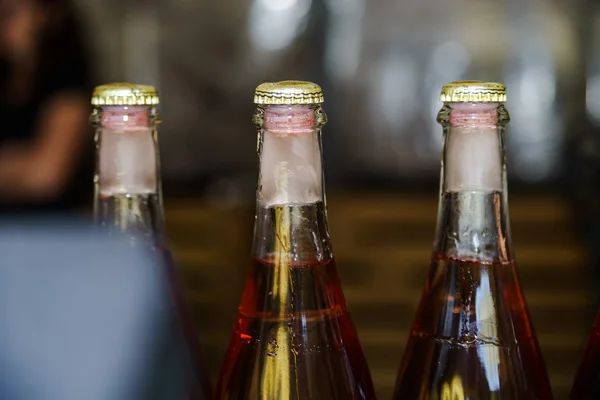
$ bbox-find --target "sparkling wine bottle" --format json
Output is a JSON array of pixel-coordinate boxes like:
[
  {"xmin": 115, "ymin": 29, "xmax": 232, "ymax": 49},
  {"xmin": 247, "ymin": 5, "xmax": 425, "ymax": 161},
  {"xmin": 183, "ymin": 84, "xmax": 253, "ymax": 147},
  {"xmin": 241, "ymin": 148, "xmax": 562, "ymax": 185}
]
[
  {"xmin": 571, "ymin": 312, "xmax": 600, "ymax": 399},
  {"xmin": 90, "ymin": 83, "xmax": 212, "ymax": 399},
  {"xmin": 216, "ymin": 81, "xmax": 376, "ymax": 399},
  {"xmin": 393, "ymin": 81, "xmax": 553, "ymax": 399}
]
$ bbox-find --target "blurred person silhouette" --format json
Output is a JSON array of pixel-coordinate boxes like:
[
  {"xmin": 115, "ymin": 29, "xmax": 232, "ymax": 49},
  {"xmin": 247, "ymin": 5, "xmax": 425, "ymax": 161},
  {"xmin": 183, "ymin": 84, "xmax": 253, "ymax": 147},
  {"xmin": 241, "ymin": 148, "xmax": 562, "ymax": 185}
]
[
  {"xmin": 0, "ymin": 0, "xmax": 92, "ymax": 215},
  {"xmin": 0, "ymin": 219, "xmax": 193, "ymax": 400}
]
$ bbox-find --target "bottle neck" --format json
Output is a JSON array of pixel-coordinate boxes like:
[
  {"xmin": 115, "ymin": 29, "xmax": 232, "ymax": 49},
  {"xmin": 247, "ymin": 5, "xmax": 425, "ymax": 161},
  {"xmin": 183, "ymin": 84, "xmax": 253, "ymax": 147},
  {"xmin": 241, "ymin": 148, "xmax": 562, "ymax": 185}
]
[
  {"xmin": 92, "ymin": 105, "xmax": 166, "ymax": 245},
  {"xmin": 434, "ymin": 103, "xmax": 512, "ymax": 263},
  {"xmin": 252, "ymin": 104, "xmax": 331, "ymax": 264}
]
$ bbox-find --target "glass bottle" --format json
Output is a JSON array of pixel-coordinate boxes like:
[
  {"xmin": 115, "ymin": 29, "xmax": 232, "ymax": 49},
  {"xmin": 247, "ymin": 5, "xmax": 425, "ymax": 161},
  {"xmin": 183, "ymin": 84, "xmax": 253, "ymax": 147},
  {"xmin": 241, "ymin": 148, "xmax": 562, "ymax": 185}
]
[
  {"xmin": 571, "ymin": 312, "xmax": 600, "ymax": 399},
  {"xmin": 392, "ymin": 81, "xmax": 553, "ymax": 399},
  {"xmin": 216, "ymin": 81, "xmax": 376, "ymax": 399},
  {"xmin": 90, "ymin": 83, "xmax": 212, "ymax": 399}
]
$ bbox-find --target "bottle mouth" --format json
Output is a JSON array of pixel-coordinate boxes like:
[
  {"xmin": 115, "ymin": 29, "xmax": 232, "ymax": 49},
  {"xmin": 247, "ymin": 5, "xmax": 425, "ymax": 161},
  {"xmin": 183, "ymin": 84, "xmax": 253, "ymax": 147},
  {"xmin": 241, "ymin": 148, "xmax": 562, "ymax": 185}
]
[
  {"xmin": 448, "ymin": 103, "xmax": 500, "ymax": 127},
  {"xmin": 100, "ymin": 106, "xmax": 151, "ymax": 130},
  {"xmin": 262, "ymin": 105, "xmax": 318, "ymax": 134}
]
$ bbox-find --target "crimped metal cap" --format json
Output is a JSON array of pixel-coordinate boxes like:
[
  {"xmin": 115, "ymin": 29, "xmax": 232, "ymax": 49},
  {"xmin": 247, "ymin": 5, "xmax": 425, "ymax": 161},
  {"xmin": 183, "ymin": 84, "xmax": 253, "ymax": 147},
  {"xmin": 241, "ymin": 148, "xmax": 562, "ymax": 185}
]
[
  {"xmin": 254, "ymin": 80, "xmax": 324, "ymax": 105},
  {"xmin": 440, "ymin": 80, "xmax": 507, "ymax": 103},
  {"xmin": 91, "ymin": 83, "xmax": 159, "ymax": 106}
]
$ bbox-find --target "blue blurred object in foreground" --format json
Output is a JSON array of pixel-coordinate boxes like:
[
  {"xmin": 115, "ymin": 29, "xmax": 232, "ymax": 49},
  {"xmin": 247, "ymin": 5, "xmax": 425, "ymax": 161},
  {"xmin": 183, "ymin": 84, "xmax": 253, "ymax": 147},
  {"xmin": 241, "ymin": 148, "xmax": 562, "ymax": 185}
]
[{"xmin": 0, "ymin": 218, "xmax": 189, "ymax": 400}]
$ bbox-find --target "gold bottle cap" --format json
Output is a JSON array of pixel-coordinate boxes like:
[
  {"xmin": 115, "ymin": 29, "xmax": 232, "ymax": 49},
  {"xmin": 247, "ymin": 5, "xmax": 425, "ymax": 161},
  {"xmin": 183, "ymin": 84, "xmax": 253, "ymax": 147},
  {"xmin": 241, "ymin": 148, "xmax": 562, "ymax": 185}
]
[
  {"xmin": 254, "ymin": 80, "xmax": 324, "ymax": 105},
  {"xmin": 440, "ymin": 80, "xmax": 507, "ymax": 103},
  {"xmin": 91, "ymin": 83, "xmax": 159, "ymax": 106}
]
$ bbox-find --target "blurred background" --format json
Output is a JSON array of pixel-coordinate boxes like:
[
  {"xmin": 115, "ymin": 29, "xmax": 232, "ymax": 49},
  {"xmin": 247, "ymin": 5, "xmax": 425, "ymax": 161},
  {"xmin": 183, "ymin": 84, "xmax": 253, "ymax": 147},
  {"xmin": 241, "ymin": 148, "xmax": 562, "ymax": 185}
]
[{"xmin": 2, "ymin": 0, "xmax": 600, "ymax": 398}]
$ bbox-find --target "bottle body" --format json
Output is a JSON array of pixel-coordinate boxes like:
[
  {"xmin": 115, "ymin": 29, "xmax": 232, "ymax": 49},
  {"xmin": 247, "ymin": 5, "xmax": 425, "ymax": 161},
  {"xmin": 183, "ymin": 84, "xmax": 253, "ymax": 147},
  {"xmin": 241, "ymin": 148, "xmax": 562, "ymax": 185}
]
[
  {"xmin": 218, "ymin": 205, "xmax": 374, "ymax": 399},
  {"xmin": 217, "ymin": 86, "xmax": 375, "ymax": 399},
  {"xmin": 571, "ymin": 312, "xmax": 600, "ymax": 399},
  {"xmin": 393, "ymin": 89, "xmax": 552, "ymax": 399},
  {"xmin": 396, "ymin": 253, "xmax": 550, "ymax": 398},
  {"xmin": 90, "ymin": 84, "xmax": 212, "ymax": 399}
]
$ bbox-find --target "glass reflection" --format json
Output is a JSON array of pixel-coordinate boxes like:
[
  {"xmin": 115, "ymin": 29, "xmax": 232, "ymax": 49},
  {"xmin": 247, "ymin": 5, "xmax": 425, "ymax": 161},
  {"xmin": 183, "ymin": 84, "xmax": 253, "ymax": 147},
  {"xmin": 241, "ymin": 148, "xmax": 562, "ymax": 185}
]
[
  {"xmin": 323, "ymin": 0, "xmax": 365, "ymax": 83},
  {"xmin": 475, "ymin": 270, "xmax": 500, "ymax": 392}
]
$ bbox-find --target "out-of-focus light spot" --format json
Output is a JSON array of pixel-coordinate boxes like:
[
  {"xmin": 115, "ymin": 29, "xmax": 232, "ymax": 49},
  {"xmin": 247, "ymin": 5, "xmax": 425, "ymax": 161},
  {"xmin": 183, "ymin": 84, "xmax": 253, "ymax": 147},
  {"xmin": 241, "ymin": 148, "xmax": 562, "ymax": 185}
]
[
  {"xmin": 261, "ymin": 0, "xmax": 297, "ymax": 11},
  {"xmin": 375, "ymin": 52, "xmax": 418, "ymax": 130},
  {"xmin": 426, "ymin": 42, "xmax": 471, "ymax": 154},
  {"xmin": 123, "ymin": 115, "xmax": 129, "ymax": 122},
  {"xmin": 505, "ymin": 62, "xmax": 559, "ymax": 182},
  {"xmin": 248, "ymin": 0, "xmax": 312, "ymax": 53},
  {"xmin": 586, "ymin": 75, "xmax": 600, "ymax": 125},
  {"xmin": 324, "ymin": 0, "xmax": 365, "ymax": 82},
  {"xmin": 502, "ymin": 20, "xmax": 562, "ymax": 183},
  {"xmin": 513, "ymin": 66, "xmax": 555, "ymax": 111}
]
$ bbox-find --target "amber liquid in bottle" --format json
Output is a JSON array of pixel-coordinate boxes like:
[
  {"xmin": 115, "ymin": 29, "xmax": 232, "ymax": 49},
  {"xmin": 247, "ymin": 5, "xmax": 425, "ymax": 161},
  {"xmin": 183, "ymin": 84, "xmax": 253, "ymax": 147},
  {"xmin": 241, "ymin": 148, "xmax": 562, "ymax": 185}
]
[
  {"xmin": 571, "ymin": 312, "xmax": 600, "ymax": 399},
  {"xmin": 393, "ymin": 94, "xmax": 552, "ymax": 399},
  {"xmin": 91, "ymin": 94, "xmax": 212, "ymax": 399},
  {"xmin": 216, "ymin": 91, "xmax": 375, "ymax": 399}
]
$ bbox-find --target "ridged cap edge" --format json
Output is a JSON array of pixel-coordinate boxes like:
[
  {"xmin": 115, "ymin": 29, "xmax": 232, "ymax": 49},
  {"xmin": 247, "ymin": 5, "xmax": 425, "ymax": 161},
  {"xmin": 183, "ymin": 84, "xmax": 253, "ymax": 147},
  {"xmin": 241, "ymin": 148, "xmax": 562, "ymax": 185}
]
[
  {"xmin": 254, "ymin": 80, "xmax": 324, "ymax": 105},
  {"xmin": 91, "ymin": 83, "xmax": 159, "ymax": 106},
  {"xmin": 440, "ymin": 80, "xmax": 507, "ymax": 103}
]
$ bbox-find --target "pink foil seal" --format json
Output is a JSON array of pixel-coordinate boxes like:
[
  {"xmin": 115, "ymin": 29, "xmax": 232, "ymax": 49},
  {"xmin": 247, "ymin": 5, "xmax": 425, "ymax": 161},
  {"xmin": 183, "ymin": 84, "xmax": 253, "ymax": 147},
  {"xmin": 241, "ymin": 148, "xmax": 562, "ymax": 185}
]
[
  {"xmin": 444, "ymin": 102, "xmax": 503, "ymax": 192},
  {"xmin": 449, "ymin": 103, "xmax": 499, "ymax": 127},
  {"xmin": 98, "ymin": 105, "xmax": 156, "ymax": 194},
  {"xmin": 263, "ymin": 105, "xmax": 316, "ymax": 134}
]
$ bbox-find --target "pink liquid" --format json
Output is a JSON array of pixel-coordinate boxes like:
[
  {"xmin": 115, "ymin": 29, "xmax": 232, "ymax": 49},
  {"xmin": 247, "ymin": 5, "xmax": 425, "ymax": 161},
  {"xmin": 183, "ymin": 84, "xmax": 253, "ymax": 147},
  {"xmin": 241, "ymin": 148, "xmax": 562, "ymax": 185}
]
[
  {"xmin": 217, "ymin": 258, "xmax": 375, "ymax": 399},
  {"xmin": 394, "ymin": 254, "xmax": 552, "ymax": 399}
]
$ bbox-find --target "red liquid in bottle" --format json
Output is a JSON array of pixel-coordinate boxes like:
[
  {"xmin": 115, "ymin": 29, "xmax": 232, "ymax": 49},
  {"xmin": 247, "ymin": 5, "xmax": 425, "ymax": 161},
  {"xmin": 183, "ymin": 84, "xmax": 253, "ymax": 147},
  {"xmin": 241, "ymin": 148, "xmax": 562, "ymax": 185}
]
[
  {"xmin": 217, "ymin": 257, "xmax": 375, "ymax": 399},
  {"xmin": 394, "ymin": 254, "xmax": 552, "ymax": 399},
  {"xmin": 571, "ymin": 312, "xmax": 600, "ymax": 399}
]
